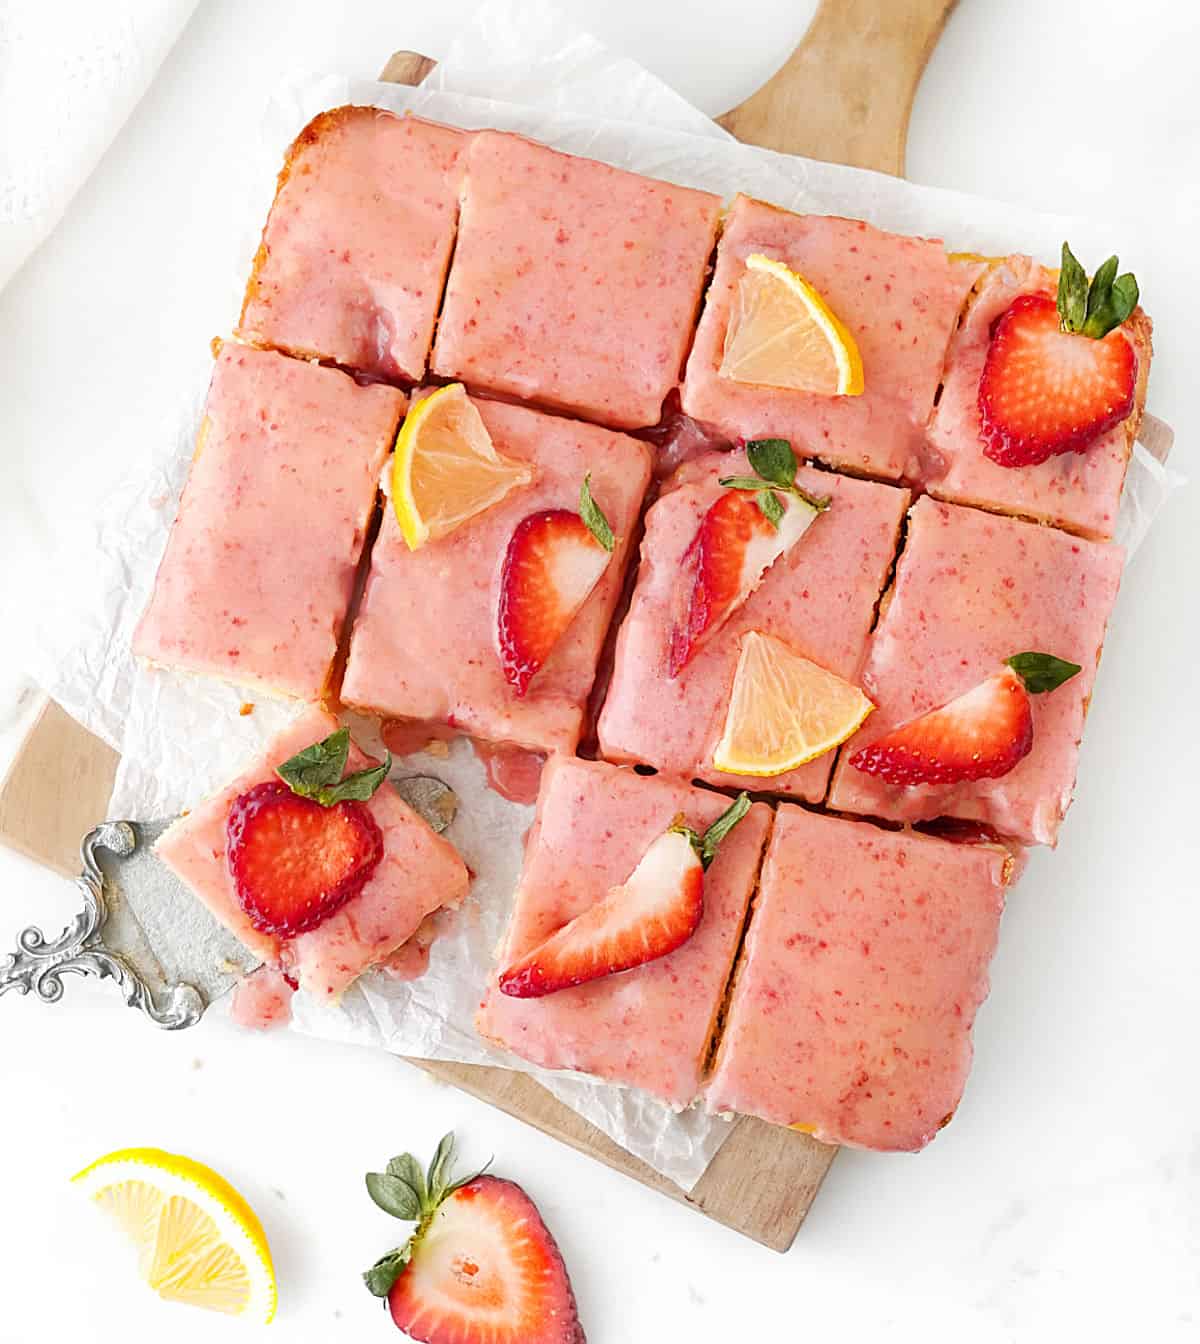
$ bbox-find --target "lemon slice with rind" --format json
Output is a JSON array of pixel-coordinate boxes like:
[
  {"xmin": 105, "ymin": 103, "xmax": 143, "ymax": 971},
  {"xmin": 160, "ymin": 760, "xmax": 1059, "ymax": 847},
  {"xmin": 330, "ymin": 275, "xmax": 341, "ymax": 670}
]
[
  {"xmin": 720, "ymin": 253, "xmax": 865, "ymax": 396},
  {"xmin": 72, "ymin": 1147, "xmax": 277, "ymax": 1323},
  {"xmin": 713, "ymin": 631, "xmax": 874, "ymax": 777},
  {"xmin": 392, "ymin": 383, "xmax": 532, "ymax": 549}
]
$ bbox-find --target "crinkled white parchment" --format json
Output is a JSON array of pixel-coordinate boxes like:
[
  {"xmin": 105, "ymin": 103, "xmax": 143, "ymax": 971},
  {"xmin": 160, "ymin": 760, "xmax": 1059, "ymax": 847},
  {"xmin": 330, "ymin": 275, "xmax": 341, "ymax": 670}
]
[{"xmin": 24, "ymin": 0, "xmax": 1184, "ymax": 1192}]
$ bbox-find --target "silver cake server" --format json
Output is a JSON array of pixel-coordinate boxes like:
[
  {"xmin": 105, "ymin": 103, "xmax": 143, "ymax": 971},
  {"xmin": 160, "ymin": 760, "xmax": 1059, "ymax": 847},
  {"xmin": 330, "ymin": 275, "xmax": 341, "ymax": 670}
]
[{"xmin": 0, "ymin": 776, "xmax": 458, "ymax": 1029}]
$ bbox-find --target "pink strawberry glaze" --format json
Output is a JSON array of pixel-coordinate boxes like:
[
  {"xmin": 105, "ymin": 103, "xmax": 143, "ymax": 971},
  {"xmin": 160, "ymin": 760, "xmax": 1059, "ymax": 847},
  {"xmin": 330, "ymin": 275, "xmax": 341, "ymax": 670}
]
[
  {"xmin": 432, "ymin": 131, "xmax": 722, "ymax": 430},
  {"xmin": 155, "ymin": 708, "xmax": 469, "ymax": 1000},
  {"xmin": 133, "ymin": 345, "xmax": 404, "ymax": 701},
  {"xmin": 342, "ymin": 396, "xmax": 651, "ymax": 755},
  {"xmin": 229, "ymin": 965, "xmax": 295, "ymax": 1031},
  {"xmin": 681, "ymin": 195, "xmax": 984, "ymax": 480},
  {"xmin": 926, "ymin": 256, "xmax": 1151, "ymax": 541},
  {"xmin": 238, "ymin": 109, "xmax": 467, "ymax": 383},
  {"xmin": 471, "ymin": 740, "xmax": 546, "ymax": 806},
  {"xmin": 476, "ymin": 756, "xmax": 772, "ymax": 1107},
  {"xmin": 706, "ymin": 805, "xmax": 1014, "ymax": 1151},
  {"xmin": 597, "ymin": 449, "xmax": 909, "ymax": 801},
  {"xmin": 827, "ymin": 497, "xmax": 1125, "ymax": 846}
]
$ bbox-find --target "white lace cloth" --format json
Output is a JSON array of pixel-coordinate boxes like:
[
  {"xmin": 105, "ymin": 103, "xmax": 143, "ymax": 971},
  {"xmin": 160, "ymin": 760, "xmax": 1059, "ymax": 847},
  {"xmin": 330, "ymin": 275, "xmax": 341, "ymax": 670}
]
[{"xmin": 0, "ymin": 0, "xmax": 198, "ymax": 294}]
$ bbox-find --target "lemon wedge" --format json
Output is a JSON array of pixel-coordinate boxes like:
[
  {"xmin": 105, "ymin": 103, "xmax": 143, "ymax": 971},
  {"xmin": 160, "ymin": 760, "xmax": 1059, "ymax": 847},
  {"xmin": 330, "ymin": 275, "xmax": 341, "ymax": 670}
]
[
  {"xmin": 72, "ymin": 1147, "xmax": 277, "ymax": 1323},
  {"xmin": 392, "ymin": 383, "xmax": 532, "ymax": 549},
  {"xmin": 713, "ymin": 631, "xmax": 874, "ymax": 777},
  {"xmin": 720, "ymin": 253, "xmax": 864, "ymax": 397}
]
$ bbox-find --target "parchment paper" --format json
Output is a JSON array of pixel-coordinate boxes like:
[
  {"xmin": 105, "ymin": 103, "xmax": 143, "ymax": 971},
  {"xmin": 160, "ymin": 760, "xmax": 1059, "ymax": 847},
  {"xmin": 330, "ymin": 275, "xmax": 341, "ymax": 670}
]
[{"xmin": 23, "ymin": 0, "xmax": 1184, "ymax": 1192}]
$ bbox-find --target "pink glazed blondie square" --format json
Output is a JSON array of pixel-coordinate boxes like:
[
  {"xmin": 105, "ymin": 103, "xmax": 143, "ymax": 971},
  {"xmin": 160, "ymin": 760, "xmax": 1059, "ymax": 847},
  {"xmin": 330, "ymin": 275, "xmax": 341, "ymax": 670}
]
[
  {"xmin": 238, "ymin": 108, "xmax": 467, "ymax": 383},
  {"xmin": 134, "ymin": 344, "xmax": 404, "ymax": 701},
  {"xmin": 926, "ymin": 255, "xmax": 1153, "ymax": 540},
  {"xmin": 828, "ymin": 496, "xmax": 1125, "ymax": 846},
  {"xmin": 155, "ymin": 708, "xmax": 470, "ymax": 1001},
  {"xmin": 705, "ymin": 805, "xmax": 1013, "ymax": 1151},
  {"xmin": 431, "ymin": 131, "xmax": 722, "ymax": 429},
  {"xmin": 597, "ymin": 448, "xmax": 909, "ymax": 801},
  {"xmin": 341, "ymin": 395, "xmax": 652, "ymax": 754},
  {"xmin": 681, "ymin": 195, "xmax": 985, "ymax": 480},
  {"xmin": 476, "ymin": 756, "xmax": 773, "ymax": 1106}
]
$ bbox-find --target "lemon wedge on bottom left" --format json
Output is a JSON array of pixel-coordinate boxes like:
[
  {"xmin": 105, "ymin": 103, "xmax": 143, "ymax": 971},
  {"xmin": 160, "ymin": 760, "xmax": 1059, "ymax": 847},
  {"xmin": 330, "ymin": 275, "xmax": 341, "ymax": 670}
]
[{"xmin": 72, "ymin": 1147, "xmax": 277, "ymax": 1323}]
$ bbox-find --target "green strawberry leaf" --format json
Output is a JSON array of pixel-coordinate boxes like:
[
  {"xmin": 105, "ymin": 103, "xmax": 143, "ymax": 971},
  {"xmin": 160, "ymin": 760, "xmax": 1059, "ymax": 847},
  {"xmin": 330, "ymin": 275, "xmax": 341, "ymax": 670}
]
[
  {"xmin": 580, "ymin": 473, "xmax": 615, "ymax": 553},
  {"xmin": 363, "ymin": 1244, "xmax": 412, "ymax": 1298},
  {"xmin": 794, "ymin": 486, "xmax": 833, "ymax": 513},
  {"xmin": 316, "ymin": 755, "xmax": 392, "ymax": 806},
  {"xmin": 365, "ymin": 1172, "xmax": 423, "ymax": 1221},
  {"xmin": 718, "ymin": 475, "xmax": 769, "ymax": 492},
  {"xmin": 755, "ymin": 488, "xmax": 785, "ymax": 530},
  {"xmin": 1110, "ymin": 272, "xmax": 1139, "ymax": 326},
  {"xmin": 1004, "ymin": 651, "xmax": 1082, "ymax": 695},
  {"xmin": 277, "ymin": 727, "xmax": 350, "ymax": 796},
  {"xmin": 426, "ymin": 1133, "xmax": 457, "ymax": 1204},
  {"xmin": 746, "ymin": 438, "xmax": 796, "ymax": 488},
  {"xmin": 386, "ymin": 1153, "xmax": 427, "ymax": 1207},
  {"xmin": 1057, "ymin": 242, "xmax": 1088, "ymax": 332},
  {"xmin": 699, "ymin": 792, "xmax": 751, "ymax": 870}
]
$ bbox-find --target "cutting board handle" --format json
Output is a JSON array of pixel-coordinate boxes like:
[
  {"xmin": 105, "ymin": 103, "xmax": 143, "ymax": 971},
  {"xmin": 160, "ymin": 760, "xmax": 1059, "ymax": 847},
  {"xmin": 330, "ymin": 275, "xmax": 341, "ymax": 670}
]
[{"xmin": 381, "ymin": 0, "xmax": 957, "ymax": 176}]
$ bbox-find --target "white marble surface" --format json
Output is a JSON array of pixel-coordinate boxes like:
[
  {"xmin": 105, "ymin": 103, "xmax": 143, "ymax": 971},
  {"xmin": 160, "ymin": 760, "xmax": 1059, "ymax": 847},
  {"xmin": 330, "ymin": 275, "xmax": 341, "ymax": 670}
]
[{"xmin": 1, "ymin": 1, "xmax": 1198, "ymax": 1341}]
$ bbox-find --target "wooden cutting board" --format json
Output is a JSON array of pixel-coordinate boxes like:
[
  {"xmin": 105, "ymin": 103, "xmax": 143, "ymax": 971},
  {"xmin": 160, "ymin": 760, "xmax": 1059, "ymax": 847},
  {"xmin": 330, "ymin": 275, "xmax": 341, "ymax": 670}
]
[{"xmin": 0, "ymin": 0, "xmax": 959, "ymax": 1251}]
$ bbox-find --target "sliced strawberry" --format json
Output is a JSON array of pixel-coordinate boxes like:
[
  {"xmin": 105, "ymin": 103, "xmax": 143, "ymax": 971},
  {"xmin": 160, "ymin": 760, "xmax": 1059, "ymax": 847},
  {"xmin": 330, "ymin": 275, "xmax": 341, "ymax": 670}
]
[
  {"xmin": 498, "ymin": 827, "xmax": 704, "ymax": 998},
  {"xmin": 669, "ymin": 489, "xmax": 818, "ymax": 676},
  {"xmin": 226, "ymin": 781, "xmax": 383, "ymax": 936},
  {"xmin": 848, "ymin": 666, "xmax": 1034, "ymax": 786},
  {"xmin": 978, "ymin": 293, "xmax": 1137, "ymax": 468},
  {"xmin": 497, "ymin": 510, "xmax": 610, "ymax": 696},
  {"xmin": 387, "ymin": 1175, "xmax": 583, "ymax": 1344}
]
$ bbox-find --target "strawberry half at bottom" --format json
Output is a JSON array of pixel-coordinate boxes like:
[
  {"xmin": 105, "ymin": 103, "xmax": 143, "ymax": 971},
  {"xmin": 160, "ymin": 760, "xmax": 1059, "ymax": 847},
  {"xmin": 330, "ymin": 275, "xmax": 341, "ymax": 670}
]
[
  {"xmin": 364, "ymin": 1134, "xmax": 584, "ymax": 1344},
  {"xmin": 226, "ymin": 781, "xmax": 383, "ymax": 936},
  {"xmin": 848, "ymin": 653, "xmax": 1082, "ymax": 787},
  {"xmin": 497, "ymin": 510, "xmax": 611, "ymax": 697},
  {"xmin": 978, "ymin": 293, "xmax": 1137, "ymax": 468},
  {"xmin": 498, "ymin": 793, "xmax": 750, "ymax": 998}
]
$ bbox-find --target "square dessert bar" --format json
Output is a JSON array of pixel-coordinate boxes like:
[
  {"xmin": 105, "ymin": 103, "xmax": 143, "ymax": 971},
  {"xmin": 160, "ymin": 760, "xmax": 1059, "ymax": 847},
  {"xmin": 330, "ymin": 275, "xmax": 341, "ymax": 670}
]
[
  {"xmin": 597, "ymin": 448, "xmax": 910, "ymax": 801},
  {"xmin": 342, "ymin": 395, "xmax": 652, "ymax": 755},
  {"xmin": 475, "ymin": 756, "xmax": 773, "ymax": 1107},
  {"xmin": 431, "ymin": 130, "xmax": 722, "ymax": 430},
  {"xmin": 238, "ymin": 108, "xmax": 466, "ymax": 383},
  {"xmin": 705, "ymin": 805, "xmax": 1013, "ymax": 1151},
  {"xmin": 927, "ymin": 255, "xmax": 1153, "ymax": 540},
  {"xmin": 681, "ymin": 194, "xmax": 985, "ymax": 480},
  {"xmin": 155, "ymin": 707, "xmax": 470, "ymax": 1001},
  {"xmin": 828, "ymin": 496, "xmax": 1125, "ymax": 846},
  {"xmin": 134, "ymin": 344, "xmax": 404, "ymax": 701}
]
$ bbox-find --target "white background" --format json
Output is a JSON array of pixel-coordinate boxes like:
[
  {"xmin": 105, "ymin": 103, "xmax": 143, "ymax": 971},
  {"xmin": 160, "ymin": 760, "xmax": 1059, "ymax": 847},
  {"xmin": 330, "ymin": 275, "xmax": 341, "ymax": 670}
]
[{"xmin": 2, "ymin": 1, "xmax": 1198, "ymax": 1341}]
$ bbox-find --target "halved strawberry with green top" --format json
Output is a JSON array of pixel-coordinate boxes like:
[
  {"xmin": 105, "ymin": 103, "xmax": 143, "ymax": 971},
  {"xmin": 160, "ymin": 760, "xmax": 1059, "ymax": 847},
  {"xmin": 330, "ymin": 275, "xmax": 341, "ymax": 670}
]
[
  {"xmin": 497, "ymin": 476, "xmax": 615, "ymax": 697},
  {"xmin": 226, "ymin": 726, "xmax": 391, "ymax": 937},
  {"xmin": 363, "ymin": 1134, "xmax": 585, "ymax": 1344},
  {"xmin": 979, "ymin": 243, "xmax": 1139, "ymax": 468},
  {"xmin": 848, "ymin": 652, "xmax": 1080, "ymax": 786},
  {"xmin": 669, "ymin": 438, "xmax": 828, "ymax": 676},
  {"xmin": 498, "ymin": 794, "xmax": 750, "ymax": 998}
]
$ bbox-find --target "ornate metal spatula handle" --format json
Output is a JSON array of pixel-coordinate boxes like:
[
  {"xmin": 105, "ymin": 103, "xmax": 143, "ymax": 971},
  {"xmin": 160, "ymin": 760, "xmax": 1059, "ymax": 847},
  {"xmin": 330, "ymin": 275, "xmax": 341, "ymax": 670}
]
[{"xmin": 0, "ymin": 821, "xmax": 204, "ymax": 1029}]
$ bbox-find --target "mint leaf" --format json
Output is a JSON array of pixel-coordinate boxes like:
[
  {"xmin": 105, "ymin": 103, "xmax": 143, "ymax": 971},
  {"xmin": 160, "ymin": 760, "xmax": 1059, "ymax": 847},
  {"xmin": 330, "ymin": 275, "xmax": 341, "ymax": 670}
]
[
  {"xmin": 700, "ymin": 792, "xmax": 750, "ymax": 869},
  {"xmin": 1004, "ymin": 651, "xmax": 1082, "ymax": 695},
  {"xmin": 316, "ymin": 754, "xmax": 392, "ymax": 806},
  {"xmin": 386, "ymin": 1153, "xmax": 427, "ymax": 1207},
  {"xmin": 579, "ymin": 474, "xmax": 615, "ymax": 553},
  {"xmin": 366, "ymin": 1172, "xmax": 423, "ymax": 1221},
  {"xmin": 363, "ymin": 1245, "xmax": 411, "ymax": 1298},
  {"xmin": 1057, "ymin": 242, "xmax": 1088, "ymax": 332},
  {"xmin": 277, "ymin": 727, "xmax": 350, "ymax": 796},
  {"xmin": 718, "ymin": 475, "xmax": 769, "ymax": 492},
  {"xmin": 746, "ymin": 438, "xmax": 796, "ymax": 489},
  {"xmin": 755, "ymin": 489, "xmax": 784, "ymax": 529}
]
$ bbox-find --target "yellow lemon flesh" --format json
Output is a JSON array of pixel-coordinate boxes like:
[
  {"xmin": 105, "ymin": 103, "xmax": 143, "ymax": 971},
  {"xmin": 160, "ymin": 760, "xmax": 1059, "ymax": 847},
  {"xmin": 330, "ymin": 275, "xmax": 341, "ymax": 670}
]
[
  {"xmin": 72, "ymin": 1147, "xmax": 277, "ymax": 1323},
  {"xmin": 392, "ymin": 383, "xmax": 532, "ymax": 550},
  {"xmin": 713, "ymin": 631, "xmax": 874, "ymax": 777},
  {"xmin": 719, "ymin": 253, "xmax": 865, "ymax": 397}
]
